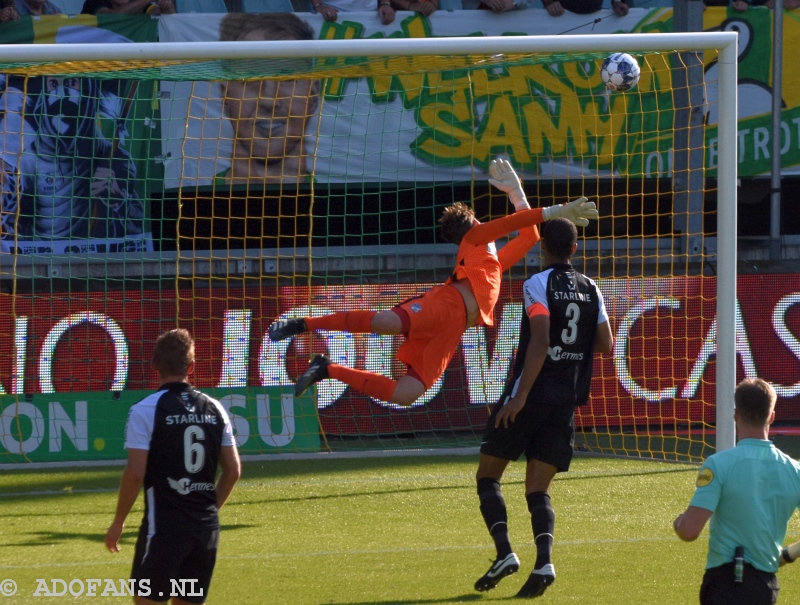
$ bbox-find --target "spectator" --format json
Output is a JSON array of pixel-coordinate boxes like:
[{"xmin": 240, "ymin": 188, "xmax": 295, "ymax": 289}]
[
  {"xmin": 389, "ymin": 0, "xmax": 438, "ymax": 16},
  {"xmin": 732, "ymin": 0, "xmax": 767, "ymax": 9},
  {"xmin": 0, "ymin": 0, "xmax": 19, "ymax": 22},
  {"xmin": 541, "ymin": 0, "xmax": 630, "ymax": 17},
  {"xmin": 476, "ymin": 0, "xmax": 528, "ymax": 10},
  {"xmin": 81, "ymin": 0, "xmax": 176, "ymax": 15},
  {"xmin": 311, "ymin": 0, "xmax": 395, "ymax": 25},
  {"xmin": 736, "ymin": 0, "xmax": 800, "ymax": 10},
  {"xmin": 14, "ymin": 0, "xmax": 62, "ymax": 15}
]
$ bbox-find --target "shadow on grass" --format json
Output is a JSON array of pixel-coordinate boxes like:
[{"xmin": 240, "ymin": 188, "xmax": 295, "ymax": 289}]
[
  {"xmin": 1, "ymin": 456, "xmax": 699, "ymax": 509},
  {"xmin": 0, "ymin": 510, "xmax": 112, "ymax": 519},
  {"xmin": 3, "ymin": 524, "xmax": 256, "ymax": 548},
  {"xmin": 229, "ymin": 465, "xmax": 696, "ymax": 508},
  {"xmin": 558, "ymin": 466, "xmax": 696, "ymax": 482},
  {"xmin": 326, "ymin": 595, "xmax": 482, "ymax": 605},
  {"xmin": 237, "ymin": 452, "xmax": 704, "ymax": 485},
  {"xmin": 0, "ymin": 473, "xmax": 123, "ymax": 496},
  {"xmin": 229, "ymin": 481, "xmax": 472, "ymax": 507},
  {"xmin": 0, "ymin": 452, "xmax": 473, "ymax": 498},
  {"xmin": 241, "ymin": 454, "xmax": 479, "ymax": 481}
]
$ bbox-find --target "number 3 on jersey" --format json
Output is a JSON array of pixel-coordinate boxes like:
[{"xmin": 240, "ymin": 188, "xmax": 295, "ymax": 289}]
[
  {"xmin": 184, "ymin": 425, "xmax": 206, "ymax": 473},
  {"xmin": 561, "ymin": 302, "xmax": 580, "ymax": 345}
]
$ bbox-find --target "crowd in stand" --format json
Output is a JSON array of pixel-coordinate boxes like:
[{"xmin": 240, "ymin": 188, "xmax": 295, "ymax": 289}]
[
  {"xmin": 2, "ymin": 0, "xmax": 796, "ymax": 25},
  {"xmin": 0, "ymin": 0, "xmax": 177, "ymax": 20}
]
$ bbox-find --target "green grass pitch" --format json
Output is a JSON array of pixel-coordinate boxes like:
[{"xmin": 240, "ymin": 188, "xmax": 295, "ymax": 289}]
[{"xmin": 1, "ymin": 455, "xmax": 799, "ymax": 604}]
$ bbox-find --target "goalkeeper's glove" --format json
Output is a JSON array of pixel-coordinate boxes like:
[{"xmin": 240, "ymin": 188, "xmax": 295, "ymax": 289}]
[
  {"xmin": 542, "ymin": 197, "xmax": 599, "ymax": 227},
  {"xmin": 488, "ymin": 158, "xmax": 529, "ymax": 211}
]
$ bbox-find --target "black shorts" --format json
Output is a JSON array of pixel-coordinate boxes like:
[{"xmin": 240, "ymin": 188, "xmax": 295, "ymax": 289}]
[
  {"xmin": 480, "ymin": 397, "xmax": 575, "ymax": 472},
  {"xmin": 699, "ymin": 561, "xmax": 778, "ymax": 605},
  {"xmin": 131, "ymin": 526, "xmax": 220, "ymax": 604}
]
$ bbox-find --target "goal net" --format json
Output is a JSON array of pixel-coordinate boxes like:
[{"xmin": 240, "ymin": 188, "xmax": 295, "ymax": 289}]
[{"xmin": 0, "ymin": 12, "xmax": 738, "ymax": 464}]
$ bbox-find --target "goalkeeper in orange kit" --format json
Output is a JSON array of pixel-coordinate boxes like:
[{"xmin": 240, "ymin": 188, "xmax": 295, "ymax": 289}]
[{"xmin": 268, "ymin": 159, "xmax": 599, "ymax": 406}]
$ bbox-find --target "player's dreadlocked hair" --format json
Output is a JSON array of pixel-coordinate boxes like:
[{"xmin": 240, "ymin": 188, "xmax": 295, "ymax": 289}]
[{"xmin": 439, "ymin": 202, "xmax": 476, "ymax": 245}]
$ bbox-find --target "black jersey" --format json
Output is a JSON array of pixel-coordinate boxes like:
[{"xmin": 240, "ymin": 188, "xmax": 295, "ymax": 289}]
[
  {"xmin": 508, "ymin": 263, "xmax": 609, "ymax": 407},
  {"xmin": 124, "ymin": 382, "xmax": 234, "ymax": 535}
]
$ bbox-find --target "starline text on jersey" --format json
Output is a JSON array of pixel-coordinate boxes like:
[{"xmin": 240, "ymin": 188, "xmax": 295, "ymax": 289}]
[
  {"xmin": 552, "ymin": 291, "xmax": 592, "ymax": 301},
  {"xmin": 165, "ymin": 413, "xmax": 218, "ymax": 425}
]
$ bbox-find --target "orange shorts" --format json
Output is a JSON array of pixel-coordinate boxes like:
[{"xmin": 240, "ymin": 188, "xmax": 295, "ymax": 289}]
[{"xmin": 395, "ymin": 284, "xmax": 467, "ymax": 390}]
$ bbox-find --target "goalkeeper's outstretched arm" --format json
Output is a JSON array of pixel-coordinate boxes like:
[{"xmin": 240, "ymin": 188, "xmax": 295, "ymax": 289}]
[
  {"xmin": 464, "ymin": 199, "xmax": 599, "ymax": 248},
  {"xmin": 487, "ymin": 157, "xmax": 599, "ymax": 226},
  {"xmin": 477, "ymin": 156, "xmax": 601, "ymax": 268}
]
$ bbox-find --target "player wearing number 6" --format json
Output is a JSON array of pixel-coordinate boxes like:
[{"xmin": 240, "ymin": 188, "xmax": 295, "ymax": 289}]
[
  {"xmin": 474, "ymin": 218, "xmax": 613, "ymax": 598},
  {"xmin": 104, "ymin": 329, "xmax": 241, "ymax": 605}
]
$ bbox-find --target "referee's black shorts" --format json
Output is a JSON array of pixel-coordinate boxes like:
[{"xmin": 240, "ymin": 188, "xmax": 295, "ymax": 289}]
[
  {"xmin": 480, "ymin": 397, "xmax": 575, "ymax": 472},
  {"xmin": 131, "ymin": 525, "xmax": 220, "ymax": 604},
  {"xmin": 699, "ymin": 561, "xmax": 778, "ymax": 605}
]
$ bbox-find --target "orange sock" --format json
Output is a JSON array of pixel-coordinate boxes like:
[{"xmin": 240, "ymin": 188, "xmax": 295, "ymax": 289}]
[
  {"xmin": 305, "ymin": 311, "xmax": 376, "ymax": 333},
  {"xmin": 328, "ymin": 364, "xmax": 397, "ymax": 403}
]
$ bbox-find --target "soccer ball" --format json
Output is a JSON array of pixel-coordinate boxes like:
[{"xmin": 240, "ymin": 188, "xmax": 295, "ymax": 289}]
[{"xmin": 600, "ymin": 53, "xmax": 640, "ymax": 92}]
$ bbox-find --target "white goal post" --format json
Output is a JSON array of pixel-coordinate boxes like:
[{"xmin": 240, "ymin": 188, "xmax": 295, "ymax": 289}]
[{"xmin": 2, "ymin": 30, "xmax": 739, "ymax": 453}]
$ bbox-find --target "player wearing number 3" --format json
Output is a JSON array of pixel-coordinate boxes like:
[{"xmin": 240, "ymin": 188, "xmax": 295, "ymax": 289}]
[
  {"xmin": 104, "ymin": 329, "xmax": 241, "ymax": 605},
  {"xmin": 473, "ymin": 217, "xmax": 614, "ymax": 598},
  {"xmin": 268, "ymin": 159, "xmax": 599, "ymax": 407}
]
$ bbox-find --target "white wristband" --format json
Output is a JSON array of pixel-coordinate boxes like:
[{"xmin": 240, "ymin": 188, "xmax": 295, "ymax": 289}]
[
  {"xmin": 508, "ymin": 189, "xmax": 529, "ymax": 211},
  {"xmin": 542, "ymin": 205, "xmax": 560, "ymax": 221}
]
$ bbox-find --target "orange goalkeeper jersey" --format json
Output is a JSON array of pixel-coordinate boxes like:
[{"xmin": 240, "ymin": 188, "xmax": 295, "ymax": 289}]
[{"xmin": 446, "ymin": 207, "xmax": 544, "ymax": 327}]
